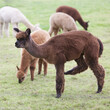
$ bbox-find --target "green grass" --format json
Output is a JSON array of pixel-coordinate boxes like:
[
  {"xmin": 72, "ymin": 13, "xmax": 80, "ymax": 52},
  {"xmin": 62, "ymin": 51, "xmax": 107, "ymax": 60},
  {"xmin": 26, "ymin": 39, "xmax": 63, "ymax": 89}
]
[{"xmin": 0, "ymin": 0, "xmax": 110, "ymax": 110}]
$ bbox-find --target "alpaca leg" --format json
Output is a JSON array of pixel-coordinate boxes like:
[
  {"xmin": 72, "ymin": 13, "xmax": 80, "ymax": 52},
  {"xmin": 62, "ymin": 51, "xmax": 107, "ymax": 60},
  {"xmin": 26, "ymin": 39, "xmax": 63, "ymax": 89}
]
[
  {"xmin": 38, "ymin": 58, "xmax": 43, "ymax": 75},
  {"xmin": 65, "ymin": 54, "xmax": 88, "ymax": 75},
  {"xmin": 30, "ymin": 59, "xmax": 37, "ymax": 81},
  {"xmin": 85, "ymin": 54, "xmax": 105, "ymax": 93},
  {"xmin": 63, "ymin": 27, "xmax": 68, "ymax": 33},
  {"xmin": 4, "ymin": 22, "xmax": 9, "ymax": 37},
  {"xmin": 42, "ymin": 60, "xmax": 48, "ymax": 76},
  {"xmin": 55, "ymin": 63, "xmax": 65, "ymax": 98},
  {"xmin": 0, "ymin": 23, "xmax": 3, "ymax": 38},
  {"xmin": 48, "ymin": 27, "xmax": 53, "ymax": 36},
  {"xmin": 12, "ymin": 23, "xmax": 18, "ymax": 37},
  {"xmin": 54, "ymin": 28, "xmax": 59, "ymax": 35}
]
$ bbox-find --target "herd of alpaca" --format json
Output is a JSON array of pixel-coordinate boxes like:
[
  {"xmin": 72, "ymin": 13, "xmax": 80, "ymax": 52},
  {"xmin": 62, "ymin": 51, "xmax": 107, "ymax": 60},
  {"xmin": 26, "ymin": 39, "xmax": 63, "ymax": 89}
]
[
  {"xmin": 0, "ymin": 6, "xmax": 40, "ymax": 37},
  {"xmin": 0, "ymin": 5, "xmax": 105, "ymax": 98}
]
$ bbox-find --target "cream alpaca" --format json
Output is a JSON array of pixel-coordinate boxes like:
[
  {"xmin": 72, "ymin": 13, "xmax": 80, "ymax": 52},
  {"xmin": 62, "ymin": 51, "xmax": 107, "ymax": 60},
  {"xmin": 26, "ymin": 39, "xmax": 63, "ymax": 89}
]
[{"xmin": 0, "ymin": 6, "xmax": 40, "ymax": 37}]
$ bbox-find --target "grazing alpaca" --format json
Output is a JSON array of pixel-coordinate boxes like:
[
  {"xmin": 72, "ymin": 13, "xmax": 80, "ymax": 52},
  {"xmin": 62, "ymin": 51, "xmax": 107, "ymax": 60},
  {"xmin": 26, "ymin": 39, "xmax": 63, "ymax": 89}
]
[
  {"xmin": 56, "ymin": 5, "xmax": 89, "ymax": 30},
  {"xmin": 14, "ymin": 28, "xmax": 105, "ymax": 98},
  {"xmin": 0, "ymin": 6, "xmax": 40, "ymax": 37},
  {"xmin": 16, "ymin": 30, "xmax": 50, "ymax": 83},
  {"xmin": 48, "ymin": 12, "xmax": 78, "ymax": 36}
]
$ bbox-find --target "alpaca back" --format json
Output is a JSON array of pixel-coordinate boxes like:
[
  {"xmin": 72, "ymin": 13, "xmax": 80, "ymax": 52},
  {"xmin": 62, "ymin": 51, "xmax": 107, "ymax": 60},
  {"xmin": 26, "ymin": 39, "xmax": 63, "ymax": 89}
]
[
  {"xmin": 31, "ymin": 30, "xmax": 50, "ymax": 44},
  {"xmin": 0, "ymin": 6, "xmax": 26, "ymax": 23},
  {"xmin": 56, "ymin": 6, "xmax": 82, "ymax": 22}
]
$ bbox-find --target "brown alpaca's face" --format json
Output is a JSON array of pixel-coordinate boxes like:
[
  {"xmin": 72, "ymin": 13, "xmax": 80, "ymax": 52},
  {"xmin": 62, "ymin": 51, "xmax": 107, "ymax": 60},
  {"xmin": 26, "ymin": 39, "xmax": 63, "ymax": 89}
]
[
  {"xmin": 17, "ymin": 71, "xmax": 26, "ymax": 83},
  {"xmin": 84, "ymin": 22, "xmax": 89, "ymax": 30},
  {"xmin": 16, "ymin": 66, "xmax": 26, "ymax": 83},
  {"xmin": 14, "ymin": 28, "xmax": 31, "ymax": 48},
  {"xmin": 15, "ymin": 37, "xmax": 27, "ymax": 48}
]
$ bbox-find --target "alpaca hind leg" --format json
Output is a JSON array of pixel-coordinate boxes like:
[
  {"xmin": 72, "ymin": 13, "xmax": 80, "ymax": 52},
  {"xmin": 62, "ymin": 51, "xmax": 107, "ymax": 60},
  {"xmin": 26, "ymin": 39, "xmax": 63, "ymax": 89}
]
[
  {"xmin": 38, "ymin": 58, "xmax": 43, "ymax": 75},
  {"xmin": 54, "ymin": 28, "xmax": 59, "ymax": 35},
  {"xmin": 0, "ymin": 23, "xmax": 3, "ymax": 38},
  {"xmin": 42, "ymin": 60, "xmax": 48, "ymax": 76},
  {"xmin": 4, "ymin": 22, "xmax": 9, "ymax": 37},
  {"xmin": 30, "ymin": 59, "xmax": 37, "ymax": 81},
  {"xmin": 85, "ymin": 55, "xmax": 105, "ymax": 93},
  {"xmin": 65, "ymin": 54, "xmax": 88, "ymax": 75},
  {"xmin": 63, "ymin": 27, "xmax": 68, "ymax": 33}
]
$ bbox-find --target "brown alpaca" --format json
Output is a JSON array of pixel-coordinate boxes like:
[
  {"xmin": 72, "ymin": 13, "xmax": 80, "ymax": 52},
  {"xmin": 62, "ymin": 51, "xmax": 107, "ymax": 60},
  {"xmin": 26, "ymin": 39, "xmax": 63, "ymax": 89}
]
[
  {"xmin": 16, "ymin": 30, "xmax": 50, "ymax": 83},
  {"xmin": 14, "ymin": 28, "xmax": 105, "ymax": 98},
  {"xmin": 56, "ymin": 5, "xmax": 89, "ymax": 30}
]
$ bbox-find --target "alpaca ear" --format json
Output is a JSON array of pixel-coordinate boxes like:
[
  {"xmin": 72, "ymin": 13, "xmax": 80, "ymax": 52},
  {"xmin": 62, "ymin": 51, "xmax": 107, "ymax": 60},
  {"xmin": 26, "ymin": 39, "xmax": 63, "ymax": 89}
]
[
  {"xmin": 14, "ymin": 28, "xmax": 20, "ymax": 32},
  {"xmin": 25, "ymin": 28, "xmax": 31, "ymax": 37},
  {"xmin": 16, "ymin": 66, "xmax": 20, "ymax": 70}
]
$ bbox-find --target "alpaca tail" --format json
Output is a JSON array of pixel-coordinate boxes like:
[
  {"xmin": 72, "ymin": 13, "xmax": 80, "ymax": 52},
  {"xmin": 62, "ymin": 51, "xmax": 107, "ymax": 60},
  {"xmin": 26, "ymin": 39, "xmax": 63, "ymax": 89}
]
[{"xmin": 97, "ymin": 38, "xmax": 103, "ymax": 57}]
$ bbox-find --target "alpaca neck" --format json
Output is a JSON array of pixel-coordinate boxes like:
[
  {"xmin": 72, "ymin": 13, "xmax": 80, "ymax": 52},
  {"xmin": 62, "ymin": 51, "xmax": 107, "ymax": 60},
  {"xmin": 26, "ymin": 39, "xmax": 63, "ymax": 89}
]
[
  {"xmin": 25, "ymin": 37, "xmax": 46, "ymax": 58},
  {"xmin": 77, "ymin": 17, "xmax": 85, "ymax": 27},
  {"xmin": 21, "ymin": 17, "xmax": 34, "ymax": 30}
]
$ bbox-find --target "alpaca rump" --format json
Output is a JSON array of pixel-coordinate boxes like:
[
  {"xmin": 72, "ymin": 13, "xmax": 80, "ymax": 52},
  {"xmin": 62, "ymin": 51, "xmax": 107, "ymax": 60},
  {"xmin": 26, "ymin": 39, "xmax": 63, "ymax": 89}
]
[
  {"xmin": 16, "ymin": 30, "xmax": 50, "ymax": 83},
  {"xmin": 56, "ymin": 5, "xmax": 89, "ymax": 30},
  {"xmin": 14, "ymin": 28, "xmax": 105, "ymax": 98},
  {"xmin": 48, "ymin": 12, "xmax": 78, "ymax": 36},
  {"xmin": 0, "ymin": 6, "xmax": 40, "ymax": 37}
]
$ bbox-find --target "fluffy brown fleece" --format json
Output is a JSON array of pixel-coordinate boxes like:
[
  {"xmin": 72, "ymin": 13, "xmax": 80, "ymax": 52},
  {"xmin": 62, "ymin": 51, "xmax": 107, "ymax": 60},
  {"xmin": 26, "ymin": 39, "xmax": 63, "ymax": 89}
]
[{"xmin": 14, "ymin": 28, "xmax": 105, "ymax": 98}]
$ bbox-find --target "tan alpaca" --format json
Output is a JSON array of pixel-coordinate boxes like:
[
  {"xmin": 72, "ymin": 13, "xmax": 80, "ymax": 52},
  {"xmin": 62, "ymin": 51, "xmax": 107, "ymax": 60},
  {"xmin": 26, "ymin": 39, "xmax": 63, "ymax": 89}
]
[
  {"xmin": 16, "ymin": 30, "xmax": 50, "ymax": 83},
  {"xmin": 48, "ymin": 12, "xmax": 78, "ymax": 36}
]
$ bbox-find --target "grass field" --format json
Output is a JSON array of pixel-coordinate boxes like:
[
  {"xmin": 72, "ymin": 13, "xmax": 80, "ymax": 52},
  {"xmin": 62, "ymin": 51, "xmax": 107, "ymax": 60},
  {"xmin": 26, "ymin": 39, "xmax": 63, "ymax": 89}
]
[{"xmin": 0, "ymin": 0, "xmax": 110, "ymax": 110}]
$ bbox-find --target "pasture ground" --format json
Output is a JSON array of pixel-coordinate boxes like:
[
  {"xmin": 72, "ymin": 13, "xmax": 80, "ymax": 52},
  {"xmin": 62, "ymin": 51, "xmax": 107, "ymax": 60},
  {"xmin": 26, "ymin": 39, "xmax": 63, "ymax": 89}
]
[{"xmin": 0, "ymin": 0, "xmax": 110, "ymax": 110}]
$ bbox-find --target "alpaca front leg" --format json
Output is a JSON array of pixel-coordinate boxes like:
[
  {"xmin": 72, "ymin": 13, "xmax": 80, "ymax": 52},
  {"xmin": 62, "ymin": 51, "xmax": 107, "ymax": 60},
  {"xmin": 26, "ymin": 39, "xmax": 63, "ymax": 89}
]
[
  {"xmin": 0, "ymin": 23, "xmax": 3, "ymax": 38},
  {"xmin": 55, "ymin": 63, "xmax": 65, "ymax": 98},
  {"xmin": 48, "ymin": 27, "xmax": 53, "ymax": 36},
  {"xmin": 30, "ymin": 59, "xmax": 37, "ymax": 81},
  {"xmin": 4, "ymin": 23, "xmax": 9, "ymax": 37}
]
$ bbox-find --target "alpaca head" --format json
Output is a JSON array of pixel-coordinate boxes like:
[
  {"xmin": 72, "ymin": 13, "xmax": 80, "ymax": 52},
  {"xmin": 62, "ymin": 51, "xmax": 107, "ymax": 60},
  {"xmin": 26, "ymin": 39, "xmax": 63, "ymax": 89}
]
[
  {"xmin": 16, "ymin": 66, "xmax": 27, "ymax": 83},
  {"xmin": 84, "ymin": 21, "xmax": 89, "ymax": 30},
  {"xmin": 32, "ymin": 24, "xmax": 41, "ymax": 32},
  {"xmin": 14, "ymin": 28, "xmax": 31, "ymax": 48}
]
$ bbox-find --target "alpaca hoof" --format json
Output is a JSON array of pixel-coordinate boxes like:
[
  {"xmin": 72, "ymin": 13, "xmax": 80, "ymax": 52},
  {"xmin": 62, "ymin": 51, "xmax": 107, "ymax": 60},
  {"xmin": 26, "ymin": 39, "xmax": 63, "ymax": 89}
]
[
  {"xmin": 38, "ymin": 72, "xmax": 41, "ymax": 75},
  {"xmin": 64, "ymin": 72, "xmax": 69, "ymax": 75},
  {"xmin": 56, "ymin": 94, "xmax": 61, "ymax": 98},
  {"xmin": 31, "ymin": 79, "xmax": 34, "ymax": 81},
  {"xmin": 96, "ymin": 86, "xmax": 102, "ymax": 93},
  {"xmin": 96, "ymin": 90, "xmax": 102, "ymax": 93}
]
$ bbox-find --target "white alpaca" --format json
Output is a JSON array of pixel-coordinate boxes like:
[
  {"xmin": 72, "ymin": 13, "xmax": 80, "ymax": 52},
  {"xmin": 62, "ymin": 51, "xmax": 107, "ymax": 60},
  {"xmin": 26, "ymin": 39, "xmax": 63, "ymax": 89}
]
[
  {"xmin": 48, "ymin": 12, "xmax": 78, "ymax": 36},
  {"xmin": 0, "ymin": 6, "xmax": 40, "ymax": 37}
]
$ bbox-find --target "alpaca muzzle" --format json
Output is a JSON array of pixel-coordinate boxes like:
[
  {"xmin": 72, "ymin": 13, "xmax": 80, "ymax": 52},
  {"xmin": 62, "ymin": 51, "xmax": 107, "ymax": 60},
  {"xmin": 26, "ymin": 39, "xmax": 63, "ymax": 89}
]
[
  {"xmin": 15, "ymin": 42, "xmax": 20, "ymax": 48},
  {"xmin": 19, "ymin": 79, "xmax": 22, "ymax": 83}
]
